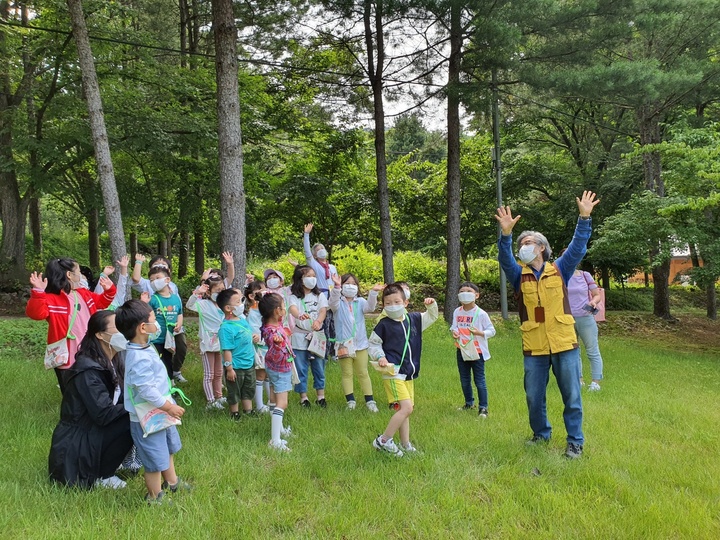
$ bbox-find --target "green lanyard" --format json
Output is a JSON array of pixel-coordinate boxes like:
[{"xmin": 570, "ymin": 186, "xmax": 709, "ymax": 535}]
[
  {"xmin": 66, "ymin": 291, "xmax": 80, "ymax": 340},
  {"xmin": 129, "ymin": 378, "xmax": 193, "ymax": 406},
  {"xmin": 398, "ymin": 315, "xmax": 411, "ymax": 365},
  {"xmin": 153, "ymin": 294, "xmax": 175, "ymax": 330}
]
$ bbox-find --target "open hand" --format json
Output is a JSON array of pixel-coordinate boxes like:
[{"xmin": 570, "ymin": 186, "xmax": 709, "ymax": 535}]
[
  {"xmin": 222, "ymin": 251, "xmax": 234, "ymax": 265},
  {"xmin": 304, "ymin": 223, "xmax": 313, "ymax": 234},
  {"xmin": 98, "ymin": 275, "xmax": 113, "ymax": 291},
  {"xmin": 29, "ymin": 272, "xmax": 47, "ymax": 290},
  {"xmin": 135, "ymin": 254, "xmax": 146, "ymax": 263},
  {"xmin": 371, "ymin": 283, "xmax": 385, "ymax": 292},
  {"xmin": 103, "ymin": 265, "xmax": 115, "ymax": 277},
  {"xmin": 196, "ymin": 283, "xmax": 209, "ymax": 296},
  {"xmin": 495, "ymin": 206, "xmax": 521, "ymax": 236},
  {"xmin": 201, "ymin": 269, "xmax": 212, "ymax": 281},
  {"xmin": 576, "ymin": 190, "xmax": 600, "ymax": 217},
  {"xmin": 331, "ymin": 274, "xmax": 341, "ymax": 287},
  {"xmin": 117, "ymin": 256, "xmax": 129, "ymax": 270}
]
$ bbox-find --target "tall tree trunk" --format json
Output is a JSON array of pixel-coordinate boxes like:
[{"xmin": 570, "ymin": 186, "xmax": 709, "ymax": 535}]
[
  {"xmin": 364, "ymin": 0, "xmax": 393, "ymax": 283},
  {"xmin": 66, "ymin": 0, "xmax": 126, "ymax": 266},
  {"xmin": 29, "ymin": 196, "xmax": 42, "ymax": 254},
  {"xmin": 601, "ymin": 267, "xmax": 610, "ymax": 290},
  {"xmin": 444, "ymin": 1, "xmax": 462, "ymax": 323},
  {"xmin": 707, "ymin": 283, "xmax": 717, "ymax": 320},
  {"xmin": 194, "ymin": 228, "xmax": 205, "ymax": 275},
  {"xmin": 129, "ymin": 231, "xmax": 138, "ymax": 262},
  {"xmin": 651, "ymin": 259, "xmax": 672, "ymax": 320},
  {"xmin": 88, "ymin": 207, "xmax": 100, "ymax": 269},
  {"xmin": 637, "ymin": 106, "xmax": 672, "ymax": 319},
  {"xmin": 0, "ymin": 1, "xmax": 30, "ymax": 286},
  {"xmin": 212, "ymin": 0, "xmax": 246, "ymax": 286},
  {"xmin": 178, "ymin": 229, "xmax": 190, "ymax": 278}
]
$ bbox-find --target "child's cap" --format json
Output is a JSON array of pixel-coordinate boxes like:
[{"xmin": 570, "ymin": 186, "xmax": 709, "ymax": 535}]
[{"xmin": 263, "ymin": 268, "xmax": 285, "ymax": 282}]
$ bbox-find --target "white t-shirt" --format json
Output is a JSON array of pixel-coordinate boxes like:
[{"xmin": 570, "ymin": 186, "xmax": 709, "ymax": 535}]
[{"xmin": 289, "ymin": 292, "xmax": 328, "ymax": 350}]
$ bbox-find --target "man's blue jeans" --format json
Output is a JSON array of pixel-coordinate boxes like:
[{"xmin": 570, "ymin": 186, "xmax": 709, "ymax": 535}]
[
  {"xmin": 524, "ymin": 349, "xmax": 584, "ymax": 445},
  {"xmin": 293, "ymin": 349, "xmax": 326, "ymax": 394},
  {"xmin": 456, "ymin": 350, "xmax": 487, "ymax": 409}
]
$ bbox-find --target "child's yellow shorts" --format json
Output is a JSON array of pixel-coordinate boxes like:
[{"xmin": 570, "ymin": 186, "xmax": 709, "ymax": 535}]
[{"xmin": 383, "ymin": 379, "xmax": 414, "ymax": 405}]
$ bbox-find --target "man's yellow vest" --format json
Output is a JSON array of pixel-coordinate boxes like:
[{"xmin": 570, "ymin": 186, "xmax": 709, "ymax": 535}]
[{"xmin": 516, "ymin": 262, "xmax": 578, "ymax": 356}]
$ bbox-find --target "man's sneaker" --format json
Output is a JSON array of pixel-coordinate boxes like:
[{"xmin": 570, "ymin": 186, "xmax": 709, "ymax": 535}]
[
  {"xmin": 162, "ymin": 477, "xmax": 193, "ymax": 493},
  {"xmin": 373, "ymin": 435, "xmax": 404, "ymax": 457},
  {"xmin": 400, "ymin": 441, "xmax": 419, "ymax": 453},
  {"xmin": 478, "ymin": 407, "xmax": 489, "ymax": 417},
  {"xmin": 346, "ymin": 400, "xmax": 357, "ymax": 410},
  {"xmin": 366, "ymin": 400, "xmax": 379, "ymax": 413},
  {"xmin": 565, "ymin": 443, "xmax": 583, "ymax": 459},
  {"xmin": 280, "ymin": 425, "xmax": 293, "ymax": 439},
  {"xmin": 173, "ymin": 372, "xmax": 188, "ymax": 384},
  {"xmin": 315, "ymin": 398, "xmax": 327, "ymax": 408},
  {"xmin": 300, "ymin": 399, "xmax": 311, "ymax": 408},
  {"xmin": 257, "ymin": 405, "xmax": 271, "ymax": 414},
  {"xmin": 457, "ymin": 404, "xmax": 476, "ymax": 411},
  {"xmin": 206, "ymin": 399, "xmax": 225, "ymax": 411},
  {"xmin": 588, "ymin": 381, "xmax": 601, "ymax": 392},
  {"xmin": 95, "ymin": 475, "xmax": 127, "ymax": 489},
  {"xmin": 269, "ymin": 439, "xmax": 291, "ymax": 452},
  {"xmin": 526, "ymin": 435, "xmax": 550, "ymax": 445},
  {"xmin": 145, "ymin": 490, "xmax": 171, "ymax": 506}
]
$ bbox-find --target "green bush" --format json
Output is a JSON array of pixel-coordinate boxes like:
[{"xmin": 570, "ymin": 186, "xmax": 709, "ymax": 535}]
[
  {"xmin": 394, "ymin": 250, "xmax": 446, "ymax": 287},
  {"xmin": 466, "ymin": 259, "xmax": 500, "ymax": 289},
  {"xmin": 0, "ymin": 319, "xmax": 47, "ymax": 358}
]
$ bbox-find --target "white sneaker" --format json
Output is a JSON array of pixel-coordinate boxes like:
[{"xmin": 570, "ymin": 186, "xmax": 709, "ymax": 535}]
[
  {"xmin": 257, "ymin": 405, "xmax": 270, "ymax": 414},
  {"xmin": 173, "ymin": 372, "xmax": 188, "ymax": 384},
  {"xmin": 401, "ymin": 442, "xmax": 419, "ymax": 453},
  {"xmin": 366, "ymin": 400, "xmax": 379, "ymax": 413},
  {"xmin": 206, "ymin": 399, "xmax": 225, "ymax": 410},
  {"xmin": 269, "ymin": 439, "xmax": 291, "ymax": 452},
  {"xmin": 216, "ymin": 397, "xmax": 227, "ymax": 406},
  {"xmin": 588, "ymin": 381, "xmax": 601, "ymax": 391},
  {"xmin": 95, "ymin": 475, "xmax": 127, "ymax": 489},
  {"xmin": 346, "ymin": 400, "xmax": 356, "ymax": 410},
  {"xmin": 373, "ymin": 435, "xmax": 404, "ymax": 457},
  {"xmin": 281, "ymin": 425, "xmax": 293, "ymax": 439}
]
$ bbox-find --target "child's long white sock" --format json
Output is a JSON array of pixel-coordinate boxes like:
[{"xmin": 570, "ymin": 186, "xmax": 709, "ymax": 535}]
[
  {"xmin": 271, "ymin": 408, "xmax": 284, "ymax": 443},
  {"xmin": 264, "ymin": 380, "xmax": 270, "ymax": 400},
  {"xmin": 255, "ymin": 380, "xmax": 265, "ymax": 409}
]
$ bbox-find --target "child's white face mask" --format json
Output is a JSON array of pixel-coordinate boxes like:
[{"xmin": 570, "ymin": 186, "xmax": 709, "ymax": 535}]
[
  {"xmin": 266, "ymin": 277, "xmax": 281, "ymax": 289},
  {"xmin": 341, "ymin": 284, "xmax": 358, "ymax": 298},
  {"xmin": 151, "ymin": 277, "xmax": 168, "ymax": 292},
  {"xmin": 384, "ymin": 305, "xmax": 406, "ymax": 320},
  {"xmin": 458, "ymin": 292, "xmax": 476, "ymax": 304},
  {"xmin": 232, "ymin": 305, "xmax": 244, "ymax": 318},
  {"xmin": 302, "ymin": 277, "xmax": 317, "ymax": 289}
]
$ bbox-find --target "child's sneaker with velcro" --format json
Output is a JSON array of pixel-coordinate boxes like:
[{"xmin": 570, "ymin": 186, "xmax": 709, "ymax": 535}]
[{"xmin": 373, "ymin": 435, "xmax": 404, "ymax": 457}]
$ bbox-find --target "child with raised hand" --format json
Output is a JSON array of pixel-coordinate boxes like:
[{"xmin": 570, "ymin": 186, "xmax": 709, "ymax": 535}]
[
  {"xmin": 368, "ymin": 284, "xmax": 438, "ymax": 457},
  {"xmin": 92, "ymin": 256, "xmax": 131, "ymax": 311},
  {"xmin": 145, "ymin": 266, "xmax": 183, "ymax": 380},
  {"xmin": 329, "ymin": 273, "xmax": 383, "ymax": 412},
  {"xmin": 27, "ymin": 258, "xmax": 116, "ymax": 392},
  {"xmin": 450, "ymin": 282, "xmax": 496, "ymax": 417},
  {"xmin": 115, "ymin": 299, "xmax": 188, "ymax": 505},
  {"xmin": 245, "ymin": 280, "xmax": 271, "ymax": 413},
  {"xmin": 186, "ymin": 269, "xmax": 228, "ymax": 410},
  {"xmin": 287, "ymin": 265, "xmax": 328, "ymax": 408},
  {"xmin": 217, "ymin": 288, "xmax": 257, "ymax": 419},
  {"xmin": 259, "ymin": 293, "xmax": 295, "ymax": 452}
]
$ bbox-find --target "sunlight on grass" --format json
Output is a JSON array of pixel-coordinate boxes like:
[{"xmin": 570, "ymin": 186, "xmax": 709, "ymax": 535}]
[{"xmin": 1, "ymin": 318, "xmax": 719, "ymax": 538}]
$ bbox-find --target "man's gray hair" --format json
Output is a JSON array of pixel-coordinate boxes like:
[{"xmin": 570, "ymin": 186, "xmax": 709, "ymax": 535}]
[{"xmin": 517, "ymin": 231, "xmax": 552, "ymax": 261}]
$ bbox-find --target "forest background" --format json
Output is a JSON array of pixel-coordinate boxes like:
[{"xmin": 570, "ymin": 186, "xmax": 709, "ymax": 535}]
[{"xmin": 1, "ymin": 0, "xmax": 719, "ymax": 322}]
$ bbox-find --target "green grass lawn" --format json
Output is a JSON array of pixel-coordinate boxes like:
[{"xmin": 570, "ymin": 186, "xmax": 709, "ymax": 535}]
[{"xmin": 1, "ymin": 317, "xmax": 719, "ymax": 539}]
